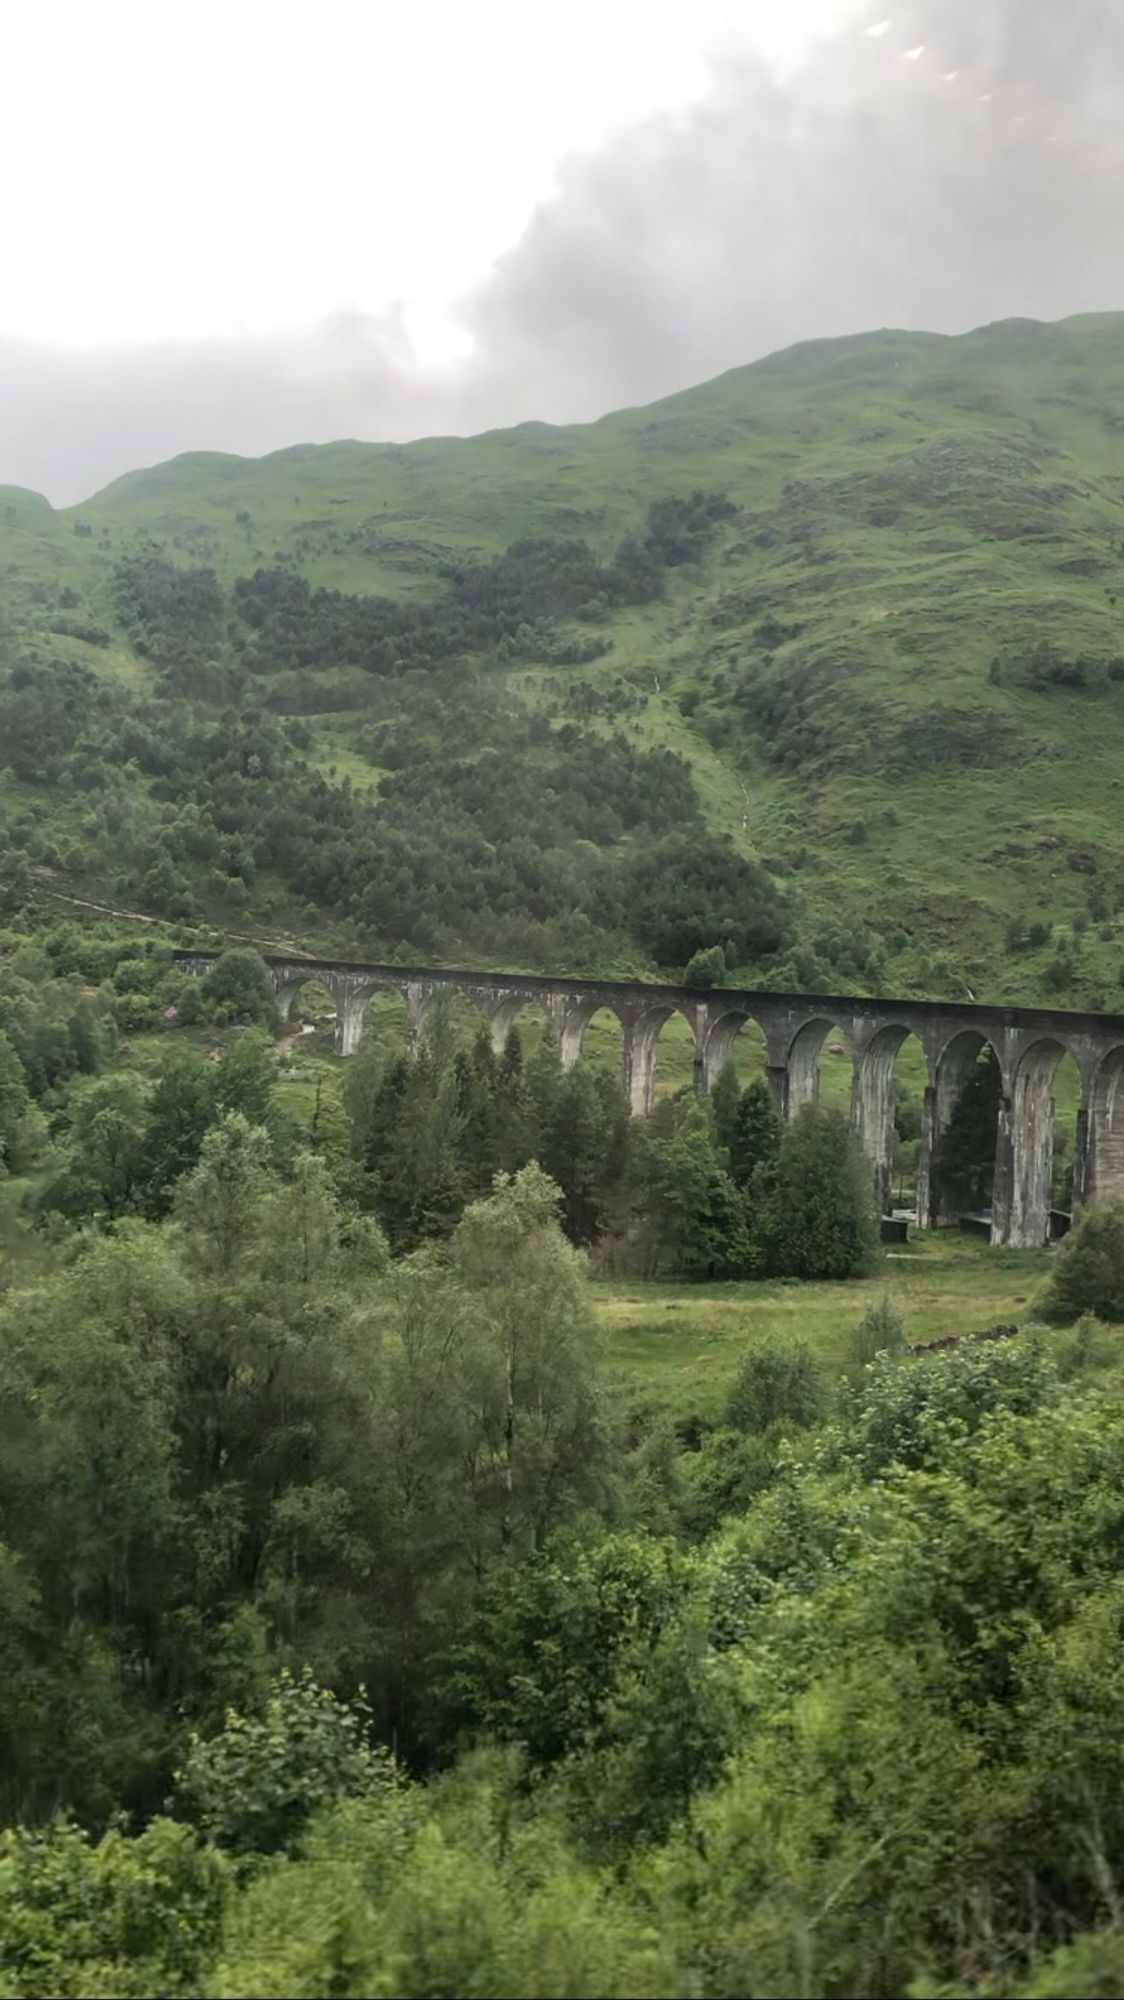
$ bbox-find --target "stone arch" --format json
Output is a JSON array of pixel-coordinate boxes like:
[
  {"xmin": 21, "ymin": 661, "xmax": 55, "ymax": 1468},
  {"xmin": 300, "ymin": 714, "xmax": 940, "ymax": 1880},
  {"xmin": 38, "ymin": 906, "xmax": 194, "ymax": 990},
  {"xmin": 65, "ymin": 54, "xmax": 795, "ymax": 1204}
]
[
  {"xmin": 624, "ymin": 1004, "xmax": 700, "ymax": 1117},
  {"xmin": 486, "ymin": 994, "xmax": 564, "ymax": 1059},
  {"xmin": 558, "ymin": 997, "xmax": 629, "ymax": 1072},
  {"xmin": 1084, "ymin": 1044, "xmax": 1124, "ymax": 1205},
  {"xmin": 852, "ymin": 1024, "xmax": 931, "ymax": 1216},
  {"xmin": 924, "ymin": 1028, "xmax": 1004, "ymax": 1230},
  {"xmin": 785, "ymin": 1016, "xmax": 856, "ymax": 1119},
  {"xmin": 1004, "ymin": 1036, "xmax": 1075, "ymax": 1249},
  {"xmin": 349, "ymin": 981, "xmax": 423, "ymax": 1064},
  {"xmin": 567, "ymin": 1005, "xmax": 628, "ymax": 1088},
  {"xmin": 700, "ymin": 1009, "xmax": 772, "ymax": 1095},
  {"xmin": 274, "ymin": 974, "xmax": 342, "ymax": 1048}
]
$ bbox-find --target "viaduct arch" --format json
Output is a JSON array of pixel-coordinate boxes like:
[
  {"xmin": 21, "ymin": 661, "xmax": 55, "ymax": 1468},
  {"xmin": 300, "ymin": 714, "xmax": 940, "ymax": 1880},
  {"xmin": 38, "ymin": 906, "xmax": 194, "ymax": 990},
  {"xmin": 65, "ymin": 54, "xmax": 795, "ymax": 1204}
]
[{"xmin": 172, "ymin": 951, "xmax": 1124, "ymax": 1250}]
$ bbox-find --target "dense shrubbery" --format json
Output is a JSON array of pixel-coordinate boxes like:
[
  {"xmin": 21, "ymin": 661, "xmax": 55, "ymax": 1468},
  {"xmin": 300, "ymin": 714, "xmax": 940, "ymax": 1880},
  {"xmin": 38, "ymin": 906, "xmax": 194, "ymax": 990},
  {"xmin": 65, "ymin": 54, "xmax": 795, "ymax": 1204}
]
[
  {"xmin": 1, "ymin": 1114, "xmax": 1122, "ymax": 1994},
  {"xmin": 1039, "ymin": 1196, "xmax": 1124, "ymax": 1325},
  {"xmin": 2, "ymin": 927, "xmax": 1124, "ymax": 1994}
]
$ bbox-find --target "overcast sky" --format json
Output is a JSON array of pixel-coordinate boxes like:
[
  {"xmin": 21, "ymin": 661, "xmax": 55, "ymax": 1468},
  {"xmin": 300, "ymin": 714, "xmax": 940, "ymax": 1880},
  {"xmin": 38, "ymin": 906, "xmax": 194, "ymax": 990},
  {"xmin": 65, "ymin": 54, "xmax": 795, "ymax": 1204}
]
[{"xmin": 4, "ymin": 0, "xmax": 1123, "ymax": 503}]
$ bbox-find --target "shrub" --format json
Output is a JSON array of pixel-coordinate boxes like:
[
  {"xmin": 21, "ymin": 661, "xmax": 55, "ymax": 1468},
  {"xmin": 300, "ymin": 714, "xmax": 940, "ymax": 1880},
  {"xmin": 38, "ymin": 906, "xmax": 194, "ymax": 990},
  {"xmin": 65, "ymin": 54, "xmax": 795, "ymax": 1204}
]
[
  {"xmin": 848, "ymin": 1292, "xmax": 907, "ymax": 1367},
  {"xmin": 1039, "ymin": 1198, "xmax": 1124, "ymax": 1325},
  {"xmin": 725, "ymin": 1338, "xmax": 825, "ymax": 1435},
  {"xmin": 683, "ymin": 946, "xmax": 727, "ymax": 989},
  {"xmin": 171, "ymin": 1670, "xmax": 395, "ymax": 1859},
  {"xmin": 198, "ymin": 949, "xmax": 279, "ymax": 1031}
]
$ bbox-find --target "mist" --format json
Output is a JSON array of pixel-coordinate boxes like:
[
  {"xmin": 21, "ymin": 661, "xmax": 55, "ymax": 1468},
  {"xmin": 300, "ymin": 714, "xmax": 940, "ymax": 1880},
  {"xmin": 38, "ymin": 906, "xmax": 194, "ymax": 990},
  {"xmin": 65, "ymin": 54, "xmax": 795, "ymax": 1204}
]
[{"xmin": 6, "ymin": 0, "xmax": 1124, "ymax": 504}]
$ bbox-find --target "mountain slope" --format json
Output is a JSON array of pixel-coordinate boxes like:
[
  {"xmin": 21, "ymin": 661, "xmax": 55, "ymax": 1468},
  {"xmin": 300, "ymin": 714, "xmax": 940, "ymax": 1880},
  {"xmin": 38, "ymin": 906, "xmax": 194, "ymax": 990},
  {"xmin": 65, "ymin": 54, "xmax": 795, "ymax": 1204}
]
[{"xmin": 5, "ymin": 312, "xmax": 1124, "ymax": 1004}]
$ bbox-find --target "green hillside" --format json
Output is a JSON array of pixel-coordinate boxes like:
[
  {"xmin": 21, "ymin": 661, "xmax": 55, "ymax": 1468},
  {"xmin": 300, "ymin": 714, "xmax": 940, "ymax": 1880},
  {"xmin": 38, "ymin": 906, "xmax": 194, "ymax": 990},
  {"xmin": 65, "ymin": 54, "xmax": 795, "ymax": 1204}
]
[{"xmin": 7, "ymin": 311, "xmax": 1124, "ymax": 1001}]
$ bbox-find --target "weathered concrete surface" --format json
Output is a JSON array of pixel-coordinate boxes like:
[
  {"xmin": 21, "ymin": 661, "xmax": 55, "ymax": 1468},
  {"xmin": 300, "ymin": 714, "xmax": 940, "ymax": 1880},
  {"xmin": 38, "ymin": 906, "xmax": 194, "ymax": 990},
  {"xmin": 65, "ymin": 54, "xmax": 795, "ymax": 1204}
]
[{"xmin": 172, "ymin": 952, "xmax": 1124, "ymax": 1249}]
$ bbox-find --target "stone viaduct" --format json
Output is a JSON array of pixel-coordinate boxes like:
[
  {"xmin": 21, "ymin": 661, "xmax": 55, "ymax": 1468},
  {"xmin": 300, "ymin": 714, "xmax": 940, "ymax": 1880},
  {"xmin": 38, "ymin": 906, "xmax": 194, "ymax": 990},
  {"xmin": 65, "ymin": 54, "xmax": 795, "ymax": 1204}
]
[{"xmin": 173, "ymin": 951, "xmax": 1124, "ymax": 1251}]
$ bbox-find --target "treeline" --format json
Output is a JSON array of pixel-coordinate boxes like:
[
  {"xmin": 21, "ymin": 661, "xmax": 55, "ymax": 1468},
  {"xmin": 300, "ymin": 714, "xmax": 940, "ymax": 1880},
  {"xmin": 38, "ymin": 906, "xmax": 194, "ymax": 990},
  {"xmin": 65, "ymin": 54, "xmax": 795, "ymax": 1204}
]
[
  {"xmin": 348, "ymin": 1002, "xmax": 877, "ymax": 1279},
  {"xmin": 0, "ymin": 940, "xmax": 875, "ymax": 1285}
]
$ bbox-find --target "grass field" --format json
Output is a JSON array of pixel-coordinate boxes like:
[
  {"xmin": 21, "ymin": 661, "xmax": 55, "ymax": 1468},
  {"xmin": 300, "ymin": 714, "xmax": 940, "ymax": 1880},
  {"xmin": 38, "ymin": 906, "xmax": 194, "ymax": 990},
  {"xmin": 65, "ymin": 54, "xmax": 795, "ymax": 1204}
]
[{"xmin": 597, "ymin": 1233, "xmax": 1054, "ymax": 1418}]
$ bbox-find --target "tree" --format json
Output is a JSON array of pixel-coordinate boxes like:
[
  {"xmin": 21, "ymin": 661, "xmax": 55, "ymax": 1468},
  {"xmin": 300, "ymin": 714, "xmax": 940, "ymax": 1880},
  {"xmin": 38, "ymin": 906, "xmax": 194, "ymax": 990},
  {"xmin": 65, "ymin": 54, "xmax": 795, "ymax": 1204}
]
[
  {"xmin": 0, "ymin": 1814, "xmax": 229, "ymax": 1999},
  {"xmin": 540, "ymin": 1064, "xmax": 626, "ymax": 1244},
  {"xmin": 0, "ymin": 1032, "xmax": 32, "ymax": 1172},
  {"xmin": 139, "ymin": 1057, "xmax": 218, "ymax": 1216},
  {"xmin": 728, "ymin": 1076, "xmax": 781, "ymax": 1195},
  {"xmin": 709, "ymin": 1061, "xmax": 741, "ymax": 1159},
  {"xmin": 1039, "ymin": 1197, "xmax": 1124, "ymax": 1325},
  {"xmin": 49, "ymin": 1071, "xmax": 148, "ymax": 1219},
  {"xmin": 172, "ymin": 1669, "xmax": 394, "ymax": 1859},
  {"xmin": 494, "ymin": 1026, "xmax": 535, "ymax": 1173},
  {"xmin": 683, "ymin": 946, "xmax": 727, "ymax": 989},
  {"xmin": 451, "ymin": 1164, "xmax": 605, "ymax": 1555},
  {"xmin": 759, "ymin": 1104, "xmax": 878, "ymax": 1280},
  {"xmin": 213, "ymin": 1029, "xmax": 276, "ymax": 1128},
  {"xmin": 175, "ymin": 1113, "xmax": 273, "ymax": 1278},
  {"xmin": 641, "ymin": 1099, "xmax": 752, "ymax": 1280},
  {"xmin": 199, "ymin": 950, "xmax": 279, "ymax": 1031}
]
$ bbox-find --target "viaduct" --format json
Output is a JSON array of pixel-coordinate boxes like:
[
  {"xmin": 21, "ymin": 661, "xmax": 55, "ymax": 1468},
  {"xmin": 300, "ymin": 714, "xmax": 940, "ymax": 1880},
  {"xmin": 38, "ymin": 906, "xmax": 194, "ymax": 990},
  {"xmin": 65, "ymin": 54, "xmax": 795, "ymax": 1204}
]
[{"xmin": 173, "ymin": 951, "xmax": 1124, "ymax": 1252}]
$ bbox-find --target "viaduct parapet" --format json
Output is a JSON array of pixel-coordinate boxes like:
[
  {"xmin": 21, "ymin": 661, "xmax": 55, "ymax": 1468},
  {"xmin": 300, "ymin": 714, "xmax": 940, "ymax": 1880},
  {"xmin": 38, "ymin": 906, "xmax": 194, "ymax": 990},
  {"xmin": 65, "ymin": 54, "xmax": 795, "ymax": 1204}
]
[{"xmin": 172, "ymin": 951, "xmax": 1124, "ymax": 1252}]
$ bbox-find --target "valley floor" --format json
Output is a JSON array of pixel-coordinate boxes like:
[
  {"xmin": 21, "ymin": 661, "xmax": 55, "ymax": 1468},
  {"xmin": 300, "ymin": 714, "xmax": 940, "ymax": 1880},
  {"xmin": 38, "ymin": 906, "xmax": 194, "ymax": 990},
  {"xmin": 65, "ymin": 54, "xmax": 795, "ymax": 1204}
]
[{"xmin": 598, "ymin": 1233, "xmax": 1051, "ymax": 1417}]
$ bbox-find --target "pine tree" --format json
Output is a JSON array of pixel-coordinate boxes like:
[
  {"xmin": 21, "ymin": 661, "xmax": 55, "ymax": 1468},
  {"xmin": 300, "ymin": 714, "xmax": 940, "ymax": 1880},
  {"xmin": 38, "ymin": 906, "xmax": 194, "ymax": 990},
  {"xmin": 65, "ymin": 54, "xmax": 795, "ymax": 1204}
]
[
  {"xmin": 729, "ymin": 1077, "xmax": 782, "ymax": 1194},
  {"xmin": 648, "ymin": 1099, "xmax": 752, "ymax": 1279},
  {"xmin": 709, "ymin": 1061, "xmax": 742, "ymax": 1160},
  {"xmin": 495, "ymin": 1026, "xmax": 535, "ymax": 1174}
]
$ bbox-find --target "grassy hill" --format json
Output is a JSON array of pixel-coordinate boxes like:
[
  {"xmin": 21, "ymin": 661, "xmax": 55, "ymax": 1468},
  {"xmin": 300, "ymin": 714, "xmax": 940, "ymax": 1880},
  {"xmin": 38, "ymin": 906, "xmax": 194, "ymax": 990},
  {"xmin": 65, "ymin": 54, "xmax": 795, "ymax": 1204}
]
[{"xmin": 7, "ymin": 311, "xmax": 1124, "ymax": 1004}]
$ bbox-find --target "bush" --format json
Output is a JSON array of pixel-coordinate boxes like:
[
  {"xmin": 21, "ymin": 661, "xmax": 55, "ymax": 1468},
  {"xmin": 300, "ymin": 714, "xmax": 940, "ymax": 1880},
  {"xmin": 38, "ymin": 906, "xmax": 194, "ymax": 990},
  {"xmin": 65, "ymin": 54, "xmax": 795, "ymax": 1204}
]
[
  {"xmin": 725, "ymin": 1338, "xmax": 825, "ymax": 1435},
  {"xmin": 1039, "ymin": 1198, "xmax": 1124, "ymax": 1325},
  {"xmin": 171, "ymin": 1670, "xmax": 396, "ymax": 1859},
  {"xmin": 198, "ymin": 949, "xmax": 279, "ymax": 1031},
  {"xmin": 683, "ymin": 946, "xmax": 727, "ymax": 989},
  {"xmin": 848, "ymin": 1292, "xmax": 907, "ymax": 1367}
]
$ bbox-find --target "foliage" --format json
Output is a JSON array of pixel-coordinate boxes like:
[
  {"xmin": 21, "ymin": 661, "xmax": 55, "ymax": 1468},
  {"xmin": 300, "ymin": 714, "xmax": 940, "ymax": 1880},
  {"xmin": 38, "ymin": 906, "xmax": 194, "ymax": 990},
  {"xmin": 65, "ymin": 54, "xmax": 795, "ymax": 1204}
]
[
  {"xmin": 682, "ymin": 946, "xmax": 727, "ymax": 988},
  {"xmin": 848, "ymin": 1290, "xmax": 908, "ymax": 1366},
  {"xmin": 172, "ymin": 1670, "xmax": 395, "ymax": 1859},
  {"xmin": 727, "ymin": 1075, "xmax": 781, "ymax": 1195},
  {"xmin": 197, "ymin": 950, "xmax": 280, "ymax": 1031},
  {"xmin": 759, "ymin": 1104, "xmax": 880, "ymax": 1279},
  {"xmin": 1039, "ymin": 1196, "xmax": 1124, "ymax": 1324},
  {"xmin": 725, "ymin": 1337, "xmax": 826, "ymax": 1434},
  {"xmin": 0, "ymin": 1815, "xmax": 228, "ymax": 1999},
  {"xmin": 633, "ymin": 1099, "xmax": 752, "ymax": 1280}
]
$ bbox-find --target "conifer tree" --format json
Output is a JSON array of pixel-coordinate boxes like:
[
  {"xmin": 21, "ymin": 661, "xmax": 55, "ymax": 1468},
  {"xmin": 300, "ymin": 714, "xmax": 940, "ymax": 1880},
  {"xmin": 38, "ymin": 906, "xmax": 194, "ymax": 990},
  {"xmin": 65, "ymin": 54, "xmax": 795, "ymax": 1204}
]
[{"xmin": 729, "ymin": 1077, "xmax": 782, "ymax": 1195}]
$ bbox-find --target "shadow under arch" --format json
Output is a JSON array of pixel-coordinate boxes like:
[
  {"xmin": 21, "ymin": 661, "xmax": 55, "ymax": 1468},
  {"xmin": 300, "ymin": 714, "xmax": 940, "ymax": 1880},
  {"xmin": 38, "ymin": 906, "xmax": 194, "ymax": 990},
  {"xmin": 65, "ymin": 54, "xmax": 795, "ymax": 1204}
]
[
  {"xmin": 486, "ymin": 994, "xmax": 562, "ymax": 1058},
  {"xmin": 275, "ymin": 976, "xmax": 340, "ymax": 1048},
  {"xmin": 561, "ymin": 1003, "xmax": 627, "ymax": 1090}
]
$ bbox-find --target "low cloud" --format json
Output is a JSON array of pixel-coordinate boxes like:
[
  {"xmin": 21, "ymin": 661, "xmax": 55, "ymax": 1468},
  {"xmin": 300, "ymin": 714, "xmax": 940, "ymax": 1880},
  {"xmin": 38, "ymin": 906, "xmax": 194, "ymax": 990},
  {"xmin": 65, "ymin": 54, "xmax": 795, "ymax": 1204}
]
[{"xmin": 6, "ymin": 0, "xmax": 1124, "ymax": 504}]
